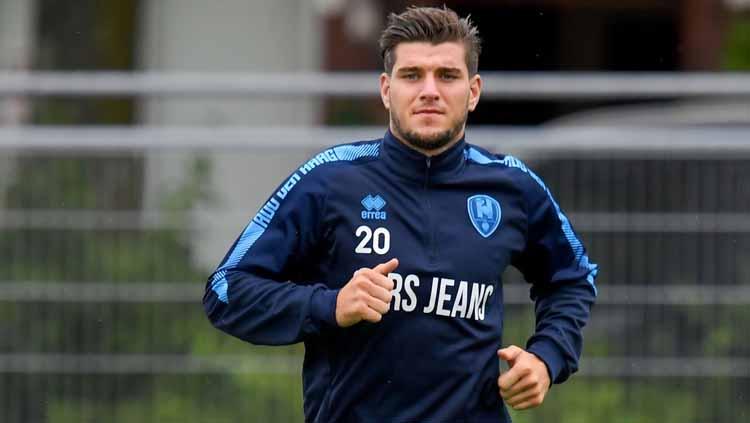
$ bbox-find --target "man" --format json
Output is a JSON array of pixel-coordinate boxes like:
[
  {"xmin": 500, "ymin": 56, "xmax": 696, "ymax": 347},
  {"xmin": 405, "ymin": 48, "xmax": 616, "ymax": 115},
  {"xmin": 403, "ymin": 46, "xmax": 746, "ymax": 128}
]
[{"xmin": 203, "ymin": 6, "xmax": 597, "ymax": 422}]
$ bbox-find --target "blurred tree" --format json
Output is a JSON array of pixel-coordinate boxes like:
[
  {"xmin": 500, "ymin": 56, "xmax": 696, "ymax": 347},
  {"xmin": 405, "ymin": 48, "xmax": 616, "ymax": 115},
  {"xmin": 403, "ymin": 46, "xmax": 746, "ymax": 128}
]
[
  {"xmin": 723, "ymin": 14, "xmax": 750, "ymax": 70},
  {"xmin": 33, "ymin": 0, "xmax": 139, "ymax": 124}
]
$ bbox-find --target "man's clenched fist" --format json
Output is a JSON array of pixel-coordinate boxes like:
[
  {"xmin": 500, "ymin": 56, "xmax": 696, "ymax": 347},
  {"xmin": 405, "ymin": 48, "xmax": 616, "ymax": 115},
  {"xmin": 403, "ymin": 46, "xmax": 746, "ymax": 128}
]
[
  {"xmin": 335, "ymin": 258, "xmax": 399, "ymax": 327},
  {"xmin": 498, "ymin": 345, "xmax": 551, "ymax": 410}
]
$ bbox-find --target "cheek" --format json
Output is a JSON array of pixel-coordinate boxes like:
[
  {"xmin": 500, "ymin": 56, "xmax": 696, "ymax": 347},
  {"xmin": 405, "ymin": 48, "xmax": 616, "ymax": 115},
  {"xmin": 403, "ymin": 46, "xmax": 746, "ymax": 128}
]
[
  {"xmin": 391, "ymin": 85, "xmax": 418, "ymax": 106},
  {"xmin": 392, "ymin": 94, "xmax": 411, "ymax": 115},
  {"xmin": 447, "ymin": 91, "xmax": 471, "ymax": 112}
]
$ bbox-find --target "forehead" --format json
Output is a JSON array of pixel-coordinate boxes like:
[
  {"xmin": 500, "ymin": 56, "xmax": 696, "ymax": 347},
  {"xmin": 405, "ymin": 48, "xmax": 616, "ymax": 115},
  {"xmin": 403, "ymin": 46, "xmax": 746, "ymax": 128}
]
[{"xmin": 392, "ymin": 41, "xmax": 467, "ymax": 71}]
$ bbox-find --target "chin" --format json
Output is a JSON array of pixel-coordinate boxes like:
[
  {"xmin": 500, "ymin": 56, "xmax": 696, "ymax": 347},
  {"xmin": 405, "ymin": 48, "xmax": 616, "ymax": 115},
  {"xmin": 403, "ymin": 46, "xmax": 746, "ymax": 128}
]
[{"xmin": 415, "ymin": 128, "xmax": 448, "ymax": 140}]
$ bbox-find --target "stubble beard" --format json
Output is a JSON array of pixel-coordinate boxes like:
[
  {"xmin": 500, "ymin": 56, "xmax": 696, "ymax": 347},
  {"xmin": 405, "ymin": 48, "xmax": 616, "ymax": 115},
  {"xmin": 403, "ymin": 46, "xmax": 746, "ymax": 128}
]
[{"xmin": 390, "ymin": 104, "xmax": 468, "ymax": 153}]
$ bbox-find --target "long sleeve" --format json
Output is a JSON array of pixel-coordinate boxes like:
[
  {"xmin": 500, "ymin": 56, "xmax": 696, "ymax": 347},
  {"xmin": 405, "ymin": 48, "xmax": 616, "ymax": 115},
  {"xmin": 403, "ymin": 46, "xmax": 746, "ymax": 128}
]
[
  {"xmin": 512, "ymin": 168, "xmax": 599, "ymax": 384},
  {"xmin": 202, "ymin": 169, "xmax": 339, "ymax": 346}
]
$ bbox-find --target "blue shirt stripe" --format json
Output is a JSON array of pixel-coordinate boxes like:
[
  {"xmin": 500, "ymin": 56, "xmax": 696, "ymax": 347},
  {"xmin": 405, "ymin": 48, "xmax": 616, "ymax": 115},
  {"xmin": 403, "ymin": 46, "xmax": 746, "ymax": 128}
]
[
  {"xmin": 467, "ymin": 147, "xmax": 598, "ymax": 295},
  {"xmin": 210, "ymin": 141, "xmax": 380, "ymax": 303}
]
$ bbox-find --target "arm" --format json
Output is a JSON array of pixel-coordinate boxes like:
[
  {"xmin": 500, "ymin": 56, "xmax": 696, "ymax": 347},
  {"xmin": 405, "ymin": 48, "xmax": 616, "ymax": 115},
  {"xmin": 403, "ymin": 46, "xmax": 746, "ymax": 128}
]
[
  {"xmin": 202, "ymin": 170, "xmax": 339, "ymax": 346},
  {"xmin": 498, "ymin": 164, "xmax": 598, "ymax": 410},
  {"xmin": 513, "ymin": 169, "xmax": 599, "ymax": 385}
]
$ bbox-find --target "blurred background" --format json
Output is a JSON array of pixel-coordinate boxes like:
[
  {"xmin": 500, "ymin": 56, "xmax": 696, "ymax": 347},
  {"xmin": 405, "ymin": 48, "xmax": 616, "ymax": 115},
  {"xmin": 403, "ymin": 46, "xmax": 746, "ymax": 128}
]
[{"xmin": 1, "ymin": 0, "xmax": 749, "ymax": 422}]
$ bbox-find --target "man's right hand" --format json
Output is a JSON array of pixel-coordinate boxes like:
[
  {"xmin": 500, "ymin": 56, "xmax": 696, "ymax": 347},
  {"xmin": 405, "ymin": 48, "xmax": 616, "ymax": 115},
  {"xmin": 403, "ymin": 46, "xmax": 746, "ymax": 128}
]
[{"xmin": 335, "ymin": 258, "xmax": 399, "ymax": 327}]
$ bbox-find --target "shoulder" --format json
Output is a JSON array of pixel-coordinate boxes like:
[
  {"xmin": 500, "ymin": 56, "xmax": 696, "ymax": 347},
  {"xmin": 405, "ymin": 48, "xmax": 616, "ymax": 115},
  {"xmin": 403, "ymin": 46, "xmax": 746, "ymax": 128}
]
[
  {"xmin": 298, "ymin": 138, "xmax": 382, "ymax": 179},
  {"xmin": 280, "ymin": 138, "xmax": 382, "ymax": 199},
  {"xmin": 464, "ymin": 143, "xmax": 547, "ymax": 193}
]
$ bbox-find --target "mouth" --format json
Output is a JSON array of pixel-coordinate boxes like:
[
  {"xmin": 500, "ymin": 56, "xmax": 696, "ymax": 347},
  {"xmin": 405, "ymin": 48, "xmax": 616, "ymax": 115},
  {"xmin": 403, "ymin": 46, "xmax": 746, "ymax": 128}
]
[{"xmin": 413, "ymin": 109, "xmax": 444, "ymax": 116}]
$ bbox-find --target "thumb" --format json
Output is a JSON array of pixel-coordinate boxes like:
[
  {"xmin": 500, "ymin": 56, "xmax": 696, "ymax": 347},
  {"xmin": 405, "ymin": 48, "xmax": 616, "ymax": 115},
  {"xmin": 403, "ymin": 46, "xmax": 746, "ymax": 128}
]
[
  {"xmin": 373, "ymin": 258, "xmax": 399, "ymax": 275},
  {"xmin": 497, "ymin": 345, "xmax": 523, "ymax": 364}
]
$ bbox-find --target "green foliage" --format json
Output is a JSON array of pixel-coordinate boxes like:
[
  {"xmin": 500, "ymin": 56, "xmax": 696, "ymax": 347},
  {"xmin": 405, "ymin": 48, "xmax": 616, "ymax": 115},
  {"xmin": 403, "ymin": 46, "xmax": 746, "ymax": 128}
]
[
  {"xmin": 510, "ymin": 380, "xmax": 698, "ymax": 423},
  {"xmin": 723, "ymin": 16, "xmax": 750, "ymax": 70},
  {"xmin": 0, "ymin": 154, "xmax": 303, "ymax": 422},
  {"xmin": 0, "ymin": 229, "xmax": 205, "ymax": 282},
  {"xmin": 325, "ymin": 99, "xmax": 385, "ymax": 125},
  {"xmin": 45, "ymin": 374, "xmax": 304, "ymax": 423},
  {"xmin": 5, "ymin": 156, "xmax": 143, "ymax": 209}
]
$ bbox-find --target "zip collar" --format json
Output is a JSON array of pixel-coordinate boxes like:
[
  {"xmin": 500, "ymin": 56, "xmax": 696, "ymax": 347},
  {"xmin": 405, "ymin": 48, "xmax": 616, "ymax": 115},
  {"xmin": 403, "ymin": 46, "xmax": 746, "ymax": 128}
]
[{"xmin": 381, "ymin": 128, "xmax": 467, "ymax": 184}]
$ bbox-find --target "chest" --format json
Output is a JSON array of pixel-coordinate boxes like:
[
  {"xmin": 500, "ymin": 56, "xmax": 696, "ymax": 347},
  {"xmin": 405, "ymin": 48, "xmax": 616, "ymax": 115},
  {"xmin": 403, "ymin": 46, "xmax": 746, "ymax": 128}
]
[{"xmin": 322, "ymin": 174, "xmax": 528, "ymax": 288}]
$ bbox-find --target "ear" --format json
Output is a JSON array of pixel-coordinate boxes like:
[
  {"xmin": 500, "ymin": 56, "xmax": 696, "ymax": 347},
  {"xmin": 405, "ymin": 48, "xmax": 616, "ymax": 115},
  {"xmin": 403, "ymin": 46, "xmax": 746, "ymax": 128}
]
[
  {"xmin": 468, "ymin": 73, "xmax": 482, "ymax": 112},
  {"xmin": 380, "ymin": 72, "xmax": 391, "ymax": 110}
]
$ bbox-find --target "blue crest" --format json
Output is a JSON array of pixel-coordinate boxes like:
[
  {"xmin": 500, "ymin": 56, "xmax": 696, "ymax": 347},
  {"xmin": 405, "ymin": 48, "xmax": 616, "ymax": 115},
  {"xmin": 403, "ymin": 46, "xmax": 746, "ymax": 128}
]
[{"xmin": 467, "ymin": 195, "xmax": 501, "ymax": 238}]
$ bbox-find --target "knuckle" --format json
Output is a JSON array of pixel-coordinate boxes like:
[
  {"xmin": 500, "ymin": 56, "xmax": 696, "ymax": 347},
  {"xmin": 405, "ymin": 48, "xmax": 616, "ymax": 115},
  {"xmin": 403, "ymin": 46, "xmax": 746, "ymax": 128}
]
[{"xmin": 356, "ymin": 276, "xmax": 369, "ymax": 286}]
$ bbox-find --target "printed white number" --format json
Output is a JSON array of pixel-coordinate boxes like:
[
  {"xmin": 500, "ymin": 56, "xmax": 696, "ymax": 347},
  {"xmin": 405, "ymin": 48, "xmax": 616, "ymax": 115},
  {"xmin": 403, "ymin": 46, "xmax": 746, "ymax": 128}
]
[
  {"xmin": 372, "ymin": 227, "xmax": 390, "ymax": 255},
  {"xmin": 355, "ymin": 225, "xmax": 372, "ymax": 254},
  {"xmin": 355, "ymin": 225, "xmax": 391, "ymax": 255}
]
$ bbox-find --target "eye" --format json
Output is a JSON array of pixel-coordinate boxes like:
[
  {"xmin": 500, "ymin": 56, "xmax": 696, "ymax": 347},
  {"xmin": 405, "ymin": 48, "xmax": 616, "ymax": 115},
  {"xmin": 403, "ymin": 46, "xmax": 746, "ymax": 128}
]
[
  {"xmin": 402, "ymin": 73, "xmax": 419, "ymax": 80},
  {"xmin": 441, "ymin": 73, "xmax": 458, "ymax": 81}
]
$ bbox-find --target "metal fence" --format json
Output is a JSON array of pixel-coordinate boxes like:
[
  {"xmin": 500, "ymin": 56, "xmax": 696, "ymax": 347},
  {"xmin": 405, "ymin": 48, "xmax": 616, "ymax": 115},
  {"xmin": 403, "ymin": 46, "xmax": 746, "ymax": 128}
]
[
  {"xmin": 1, "ymin": 72, "xmax": 749, "ymax": 422},
  {"xmin": 1, "ymin": 126, "xmax": 748, "ymax": 423}
]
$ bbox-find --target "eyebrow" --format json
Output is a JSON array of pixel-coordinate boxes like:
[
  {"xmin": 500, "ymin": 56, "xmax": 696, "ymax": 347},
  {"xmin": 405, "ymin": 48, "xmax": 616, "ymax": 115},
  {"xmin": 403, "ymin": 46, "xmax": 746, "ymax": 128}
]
[
  {"xmin": 396, "ymin": 66, "xmax": 463, "ymax": 74},
  {"xmin": 395, "ymin": 67, "xmax": 421, "ymax": 74}
]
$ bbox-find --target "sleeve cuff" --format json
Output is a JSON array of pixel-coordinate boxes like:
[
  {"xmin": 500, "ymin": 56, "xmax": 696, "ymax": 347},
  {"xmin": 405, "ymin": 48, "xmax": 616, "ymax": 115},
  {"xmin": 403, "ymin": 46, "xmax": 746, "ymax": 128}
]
[
  {"xmin": 526, "ymin": 337, "xmax": 566, "ymax": 384},
  {"xmin": 310, "ymin": 288, "xmax": 340, "ymax": 328}
]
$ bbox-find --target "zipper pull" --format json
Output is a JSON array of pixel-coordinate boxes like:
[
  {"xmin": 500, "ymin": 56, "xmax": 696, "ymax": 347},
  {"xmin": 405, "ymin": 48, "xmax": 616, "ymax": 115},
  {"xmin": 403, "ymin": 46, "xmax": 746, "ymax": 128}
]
[{"xmin": 424, "ymin": 157, "xmax": 432, "ymax": 188}]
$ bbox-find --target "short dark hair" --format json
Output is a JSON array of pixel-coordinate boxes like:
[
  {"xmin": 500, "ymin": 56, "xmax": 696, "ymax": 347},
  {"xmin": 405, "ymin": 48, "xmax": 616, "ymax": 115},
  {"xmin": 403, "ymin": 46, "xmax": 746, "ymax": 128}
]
[{"xmin": 379, "ymin": 6, "xmax": 482, "ymax": 75}]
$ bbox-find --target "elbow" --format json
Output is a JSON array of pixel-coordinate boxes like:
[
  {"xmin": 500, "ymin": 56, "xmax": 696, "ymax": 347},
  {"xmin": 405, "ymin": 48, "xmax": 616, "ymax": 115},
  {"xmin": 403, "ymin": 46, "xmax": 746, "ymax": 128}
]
[
  {"xmin": 200, "ymin": 278, "xmax": 273, "ymax": 346},
  {"xmin": 203, "ymin": 286, "xmax": 223, "ymax": 329},
  {"xmin": 203, "ymin": 273, "xmax": 229, "ymax": 329}
]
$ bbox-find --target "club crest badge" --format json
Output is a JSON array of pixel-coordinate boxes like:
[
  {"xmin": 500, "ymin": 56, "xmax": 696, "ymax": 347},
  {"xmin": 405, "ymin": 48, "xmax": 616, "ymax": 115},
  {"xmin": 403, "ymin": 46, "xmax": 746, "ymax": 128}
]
[{"xmin": 467, "ymin": 195, "xmax": 501, "ymax": 238}]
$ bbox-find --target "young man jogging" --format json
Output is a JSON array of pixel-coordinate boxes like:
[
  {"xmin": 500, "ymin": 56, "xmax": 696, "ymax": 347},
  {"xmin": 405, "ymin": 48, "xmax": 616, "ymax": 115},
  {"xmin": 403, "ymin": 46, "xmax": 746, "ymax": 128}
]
[{"xmin": 204, "ymin": 6, "xmax": 598, "ymax": 422}]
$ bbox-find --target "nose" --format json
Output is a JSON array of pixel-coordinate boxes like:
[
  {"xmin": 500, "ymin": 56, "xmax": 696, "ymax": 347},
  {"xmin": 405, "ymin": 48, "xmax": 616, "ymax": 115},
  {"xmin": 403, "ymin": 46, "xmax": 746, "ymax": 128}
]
[{"xmin": 419, "ymin": 74, "xmax": 440, "ymax": 102}]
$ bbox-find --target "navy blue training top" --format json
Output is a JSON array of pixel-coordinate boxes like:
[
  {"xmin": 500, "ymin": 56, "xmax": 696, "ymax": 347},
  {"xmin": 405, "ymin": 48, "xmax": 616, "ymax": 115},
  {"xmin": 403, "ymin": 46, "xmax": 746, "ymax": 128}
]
[{"xmin": 203, "ymin": 130, "xmax": 598, "ymax": 423}]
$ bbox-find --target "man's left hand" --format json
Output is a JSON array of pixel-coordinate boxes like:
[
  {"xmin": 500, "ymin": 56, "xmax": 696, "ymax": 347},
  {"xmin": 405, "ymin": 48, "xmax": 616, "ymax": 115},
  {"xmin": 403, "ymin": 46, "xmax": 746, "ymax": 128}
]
[{"xmin": 497, "ymin": 345, "xmax": 551, "ymax": 410}]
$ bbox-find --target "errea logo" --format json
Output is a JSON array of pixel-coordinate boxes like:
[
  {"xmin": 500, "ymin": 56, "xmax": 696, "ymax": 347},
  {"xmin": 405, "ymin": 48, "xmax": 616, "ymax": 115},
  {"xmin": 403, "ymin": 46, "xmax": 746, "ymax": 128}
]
[{"xmin": 361, "ymin": 194, "xmax": 387, "ymax": 220}]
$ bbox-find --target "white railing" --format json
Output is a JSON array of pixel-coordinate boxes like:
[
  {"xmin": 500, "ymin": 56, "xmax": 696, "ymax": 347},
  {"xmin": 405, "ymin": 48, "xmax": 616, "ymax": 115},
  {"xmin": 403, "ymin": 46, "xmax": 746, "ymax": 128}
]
[
  {"xmin": 1, "ymin": 126, "xmax": 750, "ymax": 157},
  {"xmin": 0, "ymin": 282, "xmax": 749, "ymax": 306},
  {"xmin": 0, "ymin": 354, "xmax": 747, "ymax": 377},
  {"xmin": 1, "ymin": 71, "xmax": 750, "ymax": 99}
]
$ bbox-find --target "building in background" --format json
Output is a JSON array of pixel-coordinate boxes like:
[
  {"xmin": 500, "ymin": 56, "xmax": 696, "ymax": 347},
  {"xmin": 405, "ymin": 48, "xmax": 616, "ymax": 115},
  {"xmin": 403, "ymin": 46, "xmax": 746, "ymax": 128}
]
[{"xmin": 323, "ymin": 0, "xmax": 735, "ymax": 126}]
